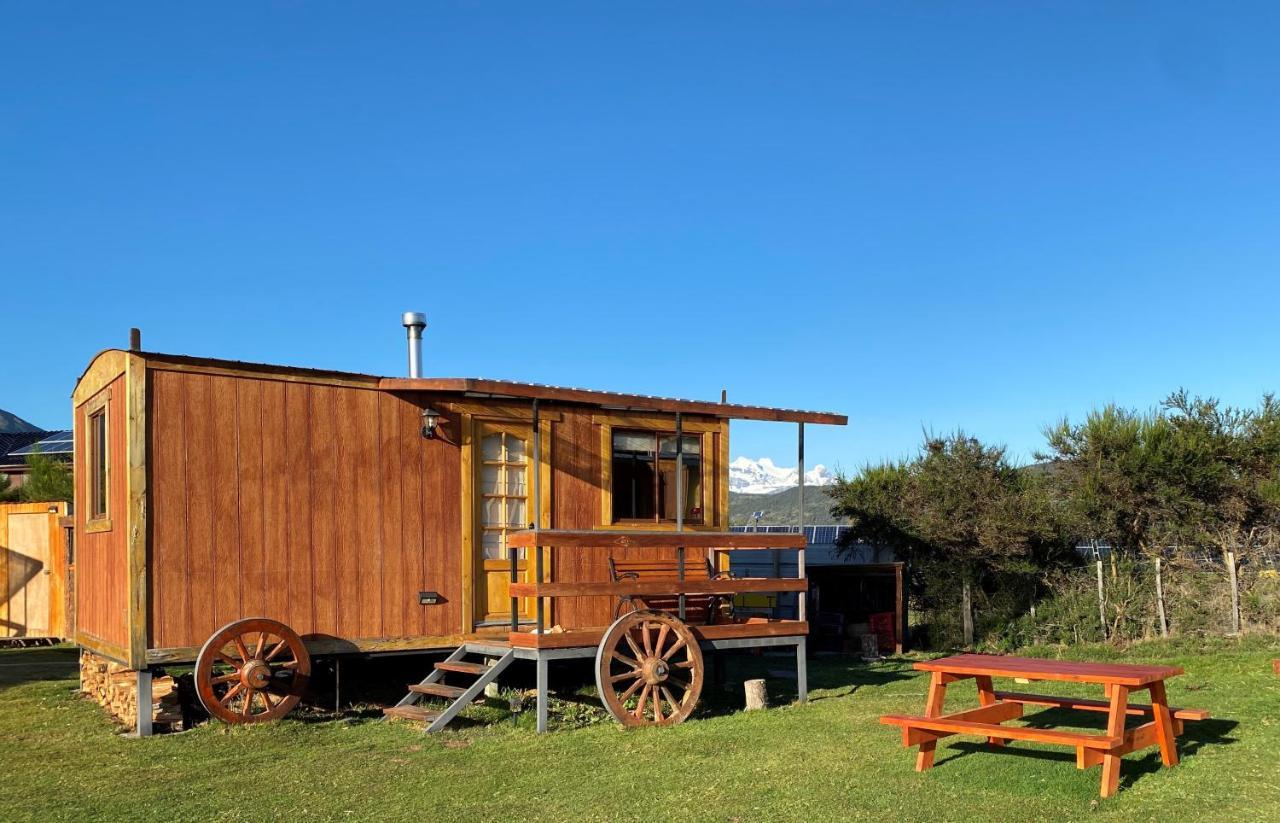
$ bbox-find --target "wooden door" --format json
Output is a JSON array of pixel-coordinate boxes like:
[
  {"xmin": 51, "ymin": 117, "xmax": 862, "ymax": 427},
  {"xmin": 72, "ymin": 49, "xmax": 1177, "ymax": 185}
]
[
  {"xmin": 2, "ymin": 509, "xmax": 52, "ymax": 638},
  {"xmin": 473, "ymin": 421, "xmax": 535, "ymax": 624}
]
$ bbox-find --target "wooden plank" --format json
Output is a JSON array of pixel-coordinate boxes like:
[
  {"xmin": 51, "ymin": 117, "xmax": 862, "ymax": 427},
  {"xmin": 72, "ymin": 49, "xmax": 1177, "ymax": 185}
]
[
  {"xmin": 915, "ymin": 654, "xmax": 1182, "ymax": 687},
  {"xmin": 993, "ymin": 691, "xmax": 1209, "ymax": 721},
  {"xmin": 901, "ymin": 700, "xmax": 1024, "ymax": 746},
  {"xmin": 507, "ymin": 529, "xmax": 807, "ymax": 550},
  {"xmin": 184, "ymin": 374, "xmax": 217, "ymax": 644},
  {"xmin": 284, "ymin": 382, "xmax": 313, "ymax": 632},
  {"xmin": 880, "ymin": 715, "xmax": 1123, "ymax": 750},
  {"xmin": 506, "ymin": 619, "xmax": 809, "ymax": 649},
  {"xmin": 309, "ymin": 386, "xmax": 337, "ymax": 636},
  {"xmin": 508, "ymin": 577, "xmax": 808, "ymax": 598},
  {"xmin": 144, "ymin": 632, "xmax": 467, "ymax": 665},
  {"xmin": 1079, "ymin": 722, "xmax": 1162, "ymax": 769},
  {"xmin": 379, "ymin": 395, "xmax": 403, "ymax": 637},
  {"xmin": 334, "ymin": 388, "xmax": 359, "ymax": 638},
  {"xmin": 209, "ymin": 374, "xmax": 241, "ymax": 634},
  {"xmin": 1101, "ymin": 685, "xmax": 1130, "ymax": 798},
  {"xmin": 236, "ymin": 378, "xmax": 265, "ymax": 619},
  {"xmin": 124, "ymin": 354, "xmax": 148, "ymax": 668},
  {"xmin": 380, "ymin": 377, "xmax": 848, "ymax": 424},
  {"xmin": 261, "ymin": 380, "xmax": 290, "ymax": 626}
]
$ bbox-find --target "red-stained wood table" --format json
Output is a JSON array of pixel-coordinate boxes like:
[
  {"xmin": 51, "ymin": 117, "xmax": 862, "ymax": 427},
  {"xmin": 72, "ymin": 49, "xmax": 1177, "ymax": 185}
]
[{"xmin": 880, "ymin": 654, "xmax": 1209, "ymax": 798}]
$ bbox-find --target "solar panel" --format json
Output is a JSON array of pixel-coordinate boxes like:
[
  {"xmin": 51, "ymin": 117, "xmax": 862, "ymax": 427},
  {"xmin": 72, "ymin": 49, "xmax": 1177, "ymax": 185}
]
[{"xmin": 9, "ymin": 430, "xmax": 74, "ymax": 456}]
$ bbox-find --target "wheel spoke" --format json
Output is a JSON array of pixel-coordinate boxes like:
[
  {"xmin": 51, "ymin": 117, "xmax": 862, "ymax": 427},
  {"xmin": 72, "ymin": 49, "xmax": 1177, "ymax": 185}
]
[
  {"xmin": 211, "ymin": 672, "xmax": 240, "ymax": 686},
  {"xmin": 661, "ymin": 637, "xmax": 687, "ymax": 660},
  {"xmin": 219, "ymin": 683, "xmax": 244, "ymax": 705},
  {"xmin": 654, "ymin": 624, "xmax": 670, "ymax": 658},
  {"xmin": 279, "ymin": 659, "xmax": 301, "ymax": 670},
  {"xmin": 216, "ymin": 652, "xmax": 241, "ymax": 668},
  {"xmin": 661, "ymin": 686, "xmax": 681, "ymax": 715},
  {"xmin": 623, "ymin": 632, "xmax": 644, "ymax": 661},
  {"xmin": 241, "ymin": 687, "xmax": 256, "ymax": 717},
  {"xmin": 254, "ymin": 631, "xmax": 268, "ymax": 658},
  {"xmin": 618, "ymin": 676, "xmax": 645, "ymax": 702},
  {"xmin": 611, "ymin": 651, "xmax": 640, "ymax": 670},
  {"xmin": 667, "ymin": 674, "xmax": 689, "ymax": 690},
  {"xmin": 261, "ymin": 689, "xmax": 277, "ymax": 708},
  {"xmin": 653, "ymin": 689, "xmax": 665, "ymax": 723},
  {"xmin": 265, "ymin": 639, "xmax": 290, "ymax": 661},
  {"xmin": 634, "ymin": 684, "xmax": 652, "ymax": 719},
  {"xmin": 640, "ymin": 622, "xmax": 654, "ymax": 656},
  {"xmin": 233, "ymin": 636, "xmax": 251, "ymax": 663},
  {"xmin": 609, "ymin": 669, "xmax": 641, "ymax": 684}
]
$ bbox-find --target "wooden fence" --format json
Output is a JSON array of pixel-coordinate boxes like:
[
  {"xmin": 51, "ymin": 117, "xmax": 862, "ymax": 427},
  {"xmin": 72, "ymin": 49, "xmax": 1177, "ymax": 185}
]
[{"xmin": 0, "ymin": 501, "xmax": 71, "ymax": 640}]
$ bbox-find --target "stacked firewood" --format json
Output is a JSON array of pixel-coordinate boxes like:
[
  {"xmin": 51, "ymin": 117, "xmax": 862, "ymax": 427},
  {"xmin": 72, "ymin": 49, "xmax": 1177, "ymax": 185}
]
[{"xmin": 79, "ymin": 650, "xmax": 184, "ymax": 731}]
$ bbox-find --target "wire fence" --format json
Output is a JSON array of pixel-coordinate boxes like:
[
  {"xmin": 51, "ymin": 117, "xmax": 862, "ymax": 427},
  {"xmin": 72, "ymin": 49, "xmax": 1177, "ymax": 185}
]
[{"xmin": 911, "ymin": 551, "xmax": 1280, "ymax": 650}]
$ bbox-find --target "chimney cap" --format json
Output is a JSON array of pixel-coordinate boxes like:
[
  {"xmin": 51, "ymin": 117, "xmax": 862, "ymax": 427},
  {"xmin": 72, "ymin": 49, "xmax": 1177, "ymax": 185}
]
[{"xmin": 402, "ymin": 311, "xmax": 427, "ymax": 329}]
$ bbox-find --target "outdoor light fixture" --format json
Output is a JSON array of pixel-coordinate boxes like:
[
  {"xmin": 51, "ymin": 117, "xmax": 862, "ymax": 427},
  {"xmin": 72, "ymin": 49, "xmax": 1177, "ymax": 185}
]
[{"xmin": 421, "ymin": 407, "xmax": 441, "ymax": 439}]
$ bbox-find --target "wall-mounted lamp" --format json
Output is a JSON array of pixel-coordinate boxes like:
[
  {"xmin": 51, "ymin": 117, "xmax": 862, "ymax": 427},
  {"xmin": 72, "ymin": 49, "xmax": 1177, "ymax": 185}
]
[{"xmin": 421, "ymin": 407, "xmax": 441, "ymax": 439}]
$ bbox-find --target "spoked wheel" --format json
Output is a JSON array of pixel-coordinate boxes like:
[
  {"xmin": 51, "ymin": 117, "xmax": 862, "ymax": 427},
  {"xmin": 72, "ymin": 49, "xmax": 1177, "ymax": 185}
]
[
  {"xmin": 194, "ymin": 617, "xmax": 310, "ymax": 724},
  {"xmin": 595, "ymin": 609, "xmax": 704, "ymax": 727}
]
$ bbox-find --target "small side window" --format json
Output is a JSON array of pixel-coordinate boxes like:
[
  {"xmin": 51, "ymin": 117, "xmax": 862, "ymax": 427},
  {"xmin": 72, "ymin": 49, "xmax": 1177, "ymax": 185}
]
[
  {"xmin": 89, "ymin": 407, "xmax": 108, "ymax": 521},
  {"xmin": 611, "ymin": 430, "xmax": 702, "ymax": 524}
]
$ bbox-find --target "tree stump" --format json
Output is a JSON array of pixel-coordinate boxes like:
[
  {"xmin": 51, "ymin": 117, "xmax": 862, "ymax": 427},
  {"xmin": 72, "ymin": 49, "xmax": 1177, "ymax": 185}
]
[{"xmin": 744, "ymin": 678, "xmax": 768, "ymax": 711}]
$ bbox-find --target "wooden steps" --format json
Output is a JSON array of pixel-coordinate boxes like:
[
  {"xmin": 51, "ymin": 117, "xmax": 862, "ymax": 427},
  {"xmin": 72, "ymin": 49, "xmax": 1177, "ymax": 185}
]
[
  {"xmin": 408, "ymin": 683, "xmax": 468, "ymax": 700},
  {"xmin": 434, "ymin": 661, "xmax": 492, "ymax": 676},
  {"xmin": 383, "ymin": 705, "xmax": 441, "ymax": 723}
]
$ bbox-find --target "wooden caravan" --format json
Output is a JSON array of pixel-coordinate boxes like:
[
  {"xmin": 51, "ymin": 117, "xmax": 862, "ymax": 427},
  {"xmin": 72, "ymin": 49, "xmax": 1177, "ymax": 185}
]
[{"xmin": 72, "ymin": 339, "xmax": 845, "ymax": 734}]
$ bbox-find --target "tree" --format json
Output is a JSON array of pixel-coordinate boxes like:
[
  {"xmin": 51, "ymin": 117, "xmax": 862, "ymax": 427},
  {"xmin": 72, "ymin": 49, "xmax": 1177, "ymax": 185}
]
[
  {"xmin": 18, "ymin": 451, "xmax": 73, "ymax": 503},
  {"xmin": 0, "ymin": 473, "xmax": 18, "ymax": 503},
  {"xmin": 832, "ymin": 431, "xmax": 1064, "ymax": 647}
]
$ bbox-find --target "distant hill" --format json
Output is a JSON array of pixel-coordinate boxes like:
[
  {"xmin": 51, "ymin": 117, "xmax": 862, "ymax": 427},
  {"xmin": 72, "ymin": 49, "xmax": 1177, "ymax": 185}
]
[
  {"xmin": 0, "ymin": 409, "xmax": 41, "ymax": 434},
  {"xmin": 729, "ymin": 485, "xmax": 848, "ymax": 527}
]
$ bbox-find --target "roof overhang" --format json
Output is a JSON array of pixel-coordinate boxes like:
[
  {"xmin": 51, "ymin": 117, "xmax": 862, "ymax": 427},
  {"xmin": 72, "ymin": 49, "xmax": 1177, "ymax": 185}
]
[{"xmin": 380, "ymin": 377, "xmax": 847, "ymax": 425}]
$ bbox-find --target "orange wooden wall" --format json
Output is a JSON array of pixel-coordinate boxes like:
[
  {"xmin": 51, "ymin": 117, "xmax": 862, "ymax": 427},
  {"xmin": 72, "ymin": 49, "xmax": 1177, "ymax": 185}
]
[
  {"xmin": 74, "ymin": 376, "xmax": 129, "ymax": 652},
  {"xmin": 147, "ymin": 368, "xmax": 462, "ymax": 651}
]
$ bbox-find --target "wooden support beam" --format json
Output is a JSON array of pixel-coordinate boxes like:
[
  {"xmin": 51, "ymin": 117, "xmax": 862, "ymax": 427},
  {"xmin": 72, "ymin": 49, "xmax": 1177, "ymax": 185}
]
[
  {"xmin": 506, "ymin": 529, "xmax": 806, "ymax": 550},
  {"xmin": 508, "ymin": 577, "xmax": 808, "ymax": 599},
  {"xmin": 993, "ymin": 691, "xmax": 1209, "ymax": 722}
]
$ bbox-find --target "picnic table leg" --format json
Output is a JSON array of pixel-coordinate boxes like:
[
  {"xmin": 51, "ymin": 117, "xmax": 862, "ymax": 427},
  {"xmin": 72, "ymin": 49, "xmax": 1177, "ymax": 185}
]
[
  {"xmin": 975, "ymin": 675, "xmax": 1004, "ymax": 747},
  {"xmin": 915, "ymin": 671, "xmax": 948, "ymax": 772},
  {"xmin": 1149, "ymin": 680, "xmax": 1179, "ymax": 767},
  {"xmin": 1100, "ymin": 685, "xmax": 1130, "ymax": 798}
]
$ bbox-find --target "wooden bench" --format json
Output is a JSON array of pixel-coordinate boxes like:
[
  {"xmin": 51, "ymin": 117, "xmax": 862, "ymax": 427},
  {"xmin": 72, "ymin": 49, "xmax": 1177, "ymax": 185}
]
[
  {"xmin": 608, "ymin": 557, "xmax": 733, "ymax": 625},
  {"xmin": 879, "ymin": 654, "xmax": 1209, "ymax": 798}
]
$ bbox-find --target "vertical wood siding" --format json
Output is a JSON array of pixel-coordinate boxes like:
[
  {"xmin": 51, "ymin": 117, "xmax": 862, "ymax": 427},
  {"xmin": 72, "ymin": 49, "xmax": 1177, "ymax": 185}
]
[
  {"xmin": 74, "ymin": 376, "xmax": 129, "ymax": 650},
  {"xmin": 148, "ymin": 370, "xmax": 461, "ymax": 651}
]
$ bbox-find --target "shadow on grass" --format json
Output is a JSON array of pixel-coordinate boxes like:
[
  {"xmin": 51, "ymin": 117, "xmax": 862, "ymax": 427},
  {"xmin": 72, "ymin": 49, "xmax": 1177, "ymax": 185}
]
[
  {"xmin": 694, "ymin": 652, "xmax": 917, "ymax": 718},
  {"xmin": 0, "ymin": 644, "xmax": 78, "ymax": 691},
  {"xmin": 932, "ymin": 706, "xmax": 1238, "ymax": 792}
]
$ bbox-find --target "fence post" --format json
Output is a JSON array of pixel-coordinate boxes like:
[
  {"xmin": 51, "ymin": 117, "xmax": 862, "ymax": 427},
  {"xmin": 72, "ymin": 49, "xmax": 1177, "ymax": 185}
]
[
  {"xmin": 1226, "ymin": 550, "xmax": 1241, "ymax": 635},
  {"xmin": 1095, "ymin": 559, "xmax": 1107, "ymax": 639},
  {"xmin": 1155, "ymin": 557, "xmax": 1169, "ymax": 638},
  {"xmin": 961, "ymin": 579, "xmax": 974, "ymax": 647}
]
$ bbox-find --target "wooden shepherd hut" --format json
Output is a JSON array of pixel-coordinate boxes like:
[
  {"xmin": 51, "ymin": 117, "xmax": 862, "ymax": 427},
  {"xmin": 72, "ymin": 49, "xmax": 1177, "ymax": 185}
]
[{"xmin": 72, "ymin": 317, "xmax": 846, "ymax": 735}]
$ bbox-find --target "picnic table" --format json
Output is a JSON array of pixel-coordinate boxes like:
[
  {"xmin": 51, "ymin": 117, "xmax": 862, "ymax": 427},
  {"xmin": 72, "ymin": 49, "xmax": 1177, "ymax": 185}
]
[{"xmin": 880, "ymin": 653, "xmax": 1209, "ymax": 798}]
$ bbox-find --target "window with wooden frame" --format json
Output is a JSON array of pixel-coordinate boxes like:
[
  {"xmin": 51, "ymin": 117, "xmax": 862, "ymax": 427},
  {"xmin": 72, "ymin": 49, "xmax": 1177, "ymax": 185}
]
[
  {"xmin": 610, "ymin": 430, "xmax": 703, "ymax": 524},
  {"xmin": 86, "ymin": 402, "xmax": 110, "ymax": 528}
]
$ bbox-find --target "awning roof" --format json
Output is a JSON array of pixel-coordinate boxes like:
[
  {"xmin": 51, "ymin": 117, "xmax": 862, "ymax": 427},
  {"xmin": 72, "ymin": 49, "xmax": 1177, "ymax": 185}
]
[{"xmin": 380, "ymin": 377, "xmax": 847, "ymax": 425}]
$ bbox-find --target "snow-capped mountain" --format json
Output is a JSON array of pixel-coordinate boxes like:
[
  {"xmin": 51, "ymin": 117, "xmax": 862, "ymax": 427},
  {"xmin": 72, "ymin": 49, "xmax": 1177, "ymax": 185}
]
[{"xmin": 729, "ymin": 457, "xmax": 837, "ymax": 495}]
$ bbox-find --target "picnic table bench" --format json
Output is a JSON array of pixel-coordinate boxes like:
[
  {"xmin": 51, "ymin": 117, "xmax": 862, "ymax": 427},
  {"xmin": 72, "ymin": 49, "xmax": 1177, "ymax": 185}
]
[{"xmin": 880, "ymin": 653, "xmax": 1209, "ymax": 798}]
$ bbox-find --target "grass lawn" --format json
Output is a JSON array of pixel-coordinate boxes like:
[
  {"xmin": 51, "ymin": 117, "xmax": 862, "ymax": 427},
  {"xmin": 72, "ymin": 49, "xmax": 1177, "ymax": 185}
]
[{"xmin": 2, "ymin": 638, "xmax": 1278, "ymax": 822}]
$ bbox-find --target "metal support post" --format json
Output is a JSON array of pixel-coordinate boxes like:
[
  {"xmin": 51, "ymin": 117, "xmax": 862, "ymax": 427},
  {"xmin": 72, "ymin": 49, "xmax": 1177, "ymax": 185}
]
[
  {"xmin": 533, "ymin": 399, "xmax": 544, "ymax": 633},
  {"xmin": 136, "ymin": 670, "xmax": 153, "ymax": 737},
  {"xmin": 536, "ymin": 654, "xmax": 549, "ymax": 733},
  {"xmin": 797, "ymin": 422, "xmax": 806, "ymax": 623}
]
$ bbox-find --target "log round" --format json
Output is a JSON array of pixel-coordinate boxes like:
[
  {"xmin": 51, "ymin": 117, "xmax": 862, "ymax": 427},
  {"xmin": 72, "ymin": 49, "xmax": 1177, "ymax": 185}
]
[
  {"xmin": 194, "ymin": 617, "xmax": 311, "ymax": 724},
  {"xmin": 594, "ymin": 609, "xmax": 703, "ymax": 727}
]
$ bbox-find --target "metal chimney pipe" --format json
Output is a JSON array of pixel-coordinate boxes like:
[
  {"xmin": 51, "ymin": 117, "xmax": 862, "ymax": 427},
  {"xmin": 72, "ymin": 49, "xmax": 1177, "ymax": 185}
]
[{"xmin": 402, "ymin": 312, "xmax": 427, "ymax": 378}]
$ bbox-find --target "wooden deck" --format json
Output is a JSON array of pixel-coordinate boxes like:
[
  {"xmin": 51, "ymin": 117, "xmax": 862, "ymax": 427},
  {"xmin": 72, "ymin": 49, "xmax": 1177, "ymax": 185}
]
[{"xmin": 464, "ymin": 618, "xmax": 809, "ymax": 650}]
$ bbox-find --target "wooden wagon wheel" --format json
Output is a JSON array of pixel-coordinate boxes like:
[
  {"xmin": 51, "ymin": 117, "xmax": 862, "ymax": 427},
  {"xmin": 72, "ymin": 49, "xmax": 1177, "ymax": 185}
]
[
  {"xmin": 595, "ymin": 609, "xmax": 703, "ymax": 727},
  {"xmin": 195, "ymin": 617, "xmax": 310, "ymax": 724}
]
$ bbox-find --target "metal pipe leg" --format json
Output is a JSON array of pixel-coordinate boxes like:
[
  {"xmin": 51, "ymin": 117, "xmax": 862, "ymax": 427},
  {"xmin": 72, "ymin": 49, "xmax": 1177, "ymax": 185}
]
[
  {"xmin": 795, "ymin": 641, "xmax": 808, "ymax": 703},
  {"xmin": 136, "ymin": 671, "xmax": 153, "ymax": 737},
  {"xmin": 536, "ymin": 655, "xmax": 549, "ymax": 733}
]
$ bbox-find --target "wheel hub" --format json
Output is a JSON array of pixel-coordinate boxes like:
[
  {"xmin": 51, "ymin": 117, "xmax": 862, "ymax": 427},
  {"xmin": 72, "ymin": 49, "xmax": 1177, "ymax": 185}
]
[
  {"xmin": 241, "ymin": 659, "xmax": 273, "ymax": 689},
  {"xmin": 641, "ymin": 656, "xmax": 670, "ymax": 685}
]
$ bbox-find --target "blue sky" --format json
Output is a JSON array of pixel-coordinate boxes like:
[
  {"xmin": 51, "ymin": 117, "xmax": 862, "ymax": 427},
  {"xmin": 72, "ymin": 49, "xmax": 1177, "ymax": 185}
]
[{"xmin": 3, "ymin": 2, "xmax": 1280, "ymax": 471}]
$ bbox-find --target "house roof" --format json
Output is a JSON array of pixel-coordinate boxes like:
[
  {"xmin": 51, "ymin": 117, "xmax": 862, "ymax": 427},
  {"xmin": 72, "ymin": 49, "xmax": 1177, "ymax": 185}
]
[
  {"xmin": 0, "ymin": 431, "xmax": 51, "ymax": 467},
  {"xmin": 119, "ymin": 351, "xmax": 847, "ymax": 426},
  {"xmin": 8, "ymin": 430, "xmax": 73, "ymax": 458}
]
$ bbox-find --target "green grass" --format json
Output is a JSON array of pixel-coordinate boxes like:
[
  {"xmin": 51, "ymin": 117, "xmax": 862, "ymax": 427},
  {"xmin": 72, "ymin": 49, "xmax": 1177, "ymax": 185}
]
[{"xmin": 2, "ymin": 639, "xmax": 1279, "ymax": 822}]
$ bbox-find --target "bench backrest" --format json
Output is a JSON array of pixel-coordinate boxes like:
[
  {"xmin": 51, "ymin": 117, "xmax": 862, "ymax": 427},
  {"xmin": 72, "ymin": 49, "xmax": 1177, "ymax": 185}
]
[{"xmin": 608, "ymin": 557, "xmax": 722, "ymax": 624}]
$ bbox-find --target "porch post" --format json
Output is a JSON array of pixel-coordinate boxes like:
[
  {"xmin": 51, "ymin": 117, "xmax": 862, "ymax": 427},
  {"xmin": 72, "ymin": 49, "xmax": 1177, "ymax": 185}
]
[
  {"xmin": 797, "ymin": 422, "xmax": 806, "ymax": 623},
  {"xmin": 675, "ymin": 412, "xmax": 686, "ymax": 621},
  {"xmin": 533, "ymin": 399, "xmax": 543, "ymax": 633}
]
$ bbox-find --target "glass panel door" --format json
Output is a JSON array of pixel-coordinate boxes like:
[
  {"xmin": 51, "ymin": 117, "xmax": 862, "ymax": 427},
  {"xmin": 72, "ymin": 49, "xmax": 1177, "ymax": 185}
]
[{"xmin": 474, "ymin": 422, "xmax": 534, "ymax": 624}]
